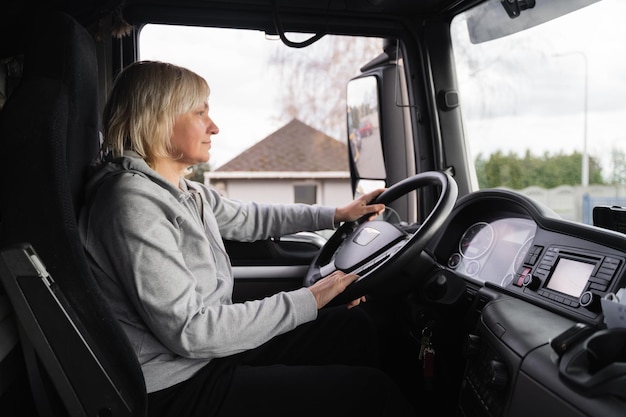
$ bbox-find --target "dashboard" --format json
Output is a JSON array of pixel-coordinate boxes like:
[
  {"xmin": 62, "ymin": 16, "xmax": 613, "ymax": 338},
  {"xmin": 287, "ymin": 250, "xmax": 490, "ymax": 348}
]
[{"xmin": 429, "ymin": 189, "xmax": 626, "ymax": 327}]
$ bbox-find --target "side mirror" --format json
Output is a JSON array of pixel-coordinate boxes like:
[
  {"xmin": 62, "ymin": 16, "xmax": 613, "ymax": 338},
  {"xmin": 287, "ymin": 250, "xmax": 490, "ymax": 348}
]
[{"xmin": 346, "ymin": 75, "xmax": 386, "ymax": 195}]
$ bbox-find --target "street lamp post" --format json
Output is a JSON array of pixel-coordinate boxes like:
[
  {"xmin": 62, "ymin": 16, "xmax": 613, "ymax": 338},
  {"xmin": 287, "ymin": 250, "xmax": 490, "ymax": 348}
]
[{"xmin": 580, "ymin": 52, "xmax": 589, "ymax": 188}]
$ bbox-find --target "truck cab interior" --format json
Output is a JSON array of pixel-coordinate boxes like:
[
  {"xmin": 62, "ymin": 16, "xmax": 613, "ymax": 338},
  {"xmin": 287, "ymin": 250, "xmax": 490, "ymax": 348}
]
[{"xmin": 2, "ymin": 0, "xmax": 626, "ymax": 416}]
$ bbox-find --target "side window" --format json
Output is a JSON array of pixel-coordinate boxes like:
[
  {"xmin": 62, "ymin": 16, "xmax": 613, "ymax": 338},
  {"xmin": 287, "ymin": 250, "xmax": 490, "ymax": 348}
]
[{"xmin": 294, "ymin": 184, "xmax": 317, "ymax": 205}]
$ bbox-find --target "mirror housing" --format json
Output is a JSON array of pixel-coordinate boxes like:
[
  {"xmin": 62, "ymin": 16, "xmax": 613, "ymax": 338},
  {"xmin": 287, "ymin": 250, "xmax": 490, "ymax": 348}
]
[{"xmin": 345, "ymin": 40, "xmax": 418, "ymax": 222}]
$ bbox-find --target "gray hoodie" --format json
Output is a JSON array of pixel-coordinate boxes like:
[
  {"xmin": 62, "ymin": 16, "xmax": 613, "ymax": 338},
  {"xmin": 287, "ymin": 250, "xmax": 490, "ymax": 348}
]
[{"xmin": 78, "ymin": 152, "xmax": 335, "ymax": 392}]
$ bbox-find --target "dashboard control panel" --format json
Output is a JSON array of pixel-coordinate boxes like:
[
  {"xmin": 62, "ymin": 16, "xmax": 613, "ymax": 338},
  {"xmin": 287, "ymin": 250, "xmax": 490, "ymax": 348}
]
[
  {"xmin": 435, "ymin": 191, "xmax": 626, "ymax": 326},
  {"xmin": 512, "ymin": 245, "xmax": 624, "ymax": 318}
]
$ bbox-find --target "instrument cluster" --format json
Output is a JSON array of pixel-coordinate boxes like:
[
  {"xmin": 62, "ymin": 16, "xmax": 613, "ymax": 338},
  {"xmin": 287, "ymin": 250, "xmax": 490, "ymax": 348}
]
[{"xmin": 447, "ymin": 217, "xmax": 537, "ymax": 286}]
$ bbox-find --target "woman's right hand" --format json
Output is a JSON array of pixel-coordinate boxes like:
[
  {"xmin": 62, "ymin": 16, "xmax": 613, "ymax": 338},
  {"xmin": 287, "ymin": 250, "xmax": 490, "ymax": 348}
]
[{"xmin": 307, "ymin": 270, "xmax": 363, "ymax": 309}]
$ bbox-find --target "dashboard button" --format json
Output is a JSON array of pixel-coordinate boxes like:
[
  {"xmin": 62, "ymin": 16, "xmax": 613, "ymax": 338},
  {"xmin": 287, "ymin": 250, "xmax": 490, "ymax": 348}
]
[{"xmin": 514, "ymin": 267, "xmax": 532, "ymax": 287}]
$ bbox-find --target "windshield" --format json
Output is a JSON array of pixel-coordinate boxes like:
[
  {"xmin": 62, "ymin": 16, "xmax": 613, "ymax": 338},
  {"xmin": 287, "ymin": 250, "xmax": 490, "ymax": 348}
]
[
  {"xmin": 451, "ymin": 0, "xmax": 626, "ymax": 224},
  {"xmin": 140, "ymin": 26, "xmax": 382, "ymax": 209}
]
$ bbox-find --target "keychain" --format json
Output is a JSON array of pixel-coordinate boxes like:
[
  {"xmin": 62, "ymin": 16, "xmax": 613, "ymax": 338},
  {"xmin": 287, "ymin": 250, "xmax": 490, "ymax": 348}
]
[
  {"xmin": 423, "ymin": 345, "xmax": 435, "ymax": 378},
  {"xmin": 419, "ymin": 325, "xmax": 436, "ymax": 388},
  {"xmin": 418, "ymin": 326, "xmax": 432, "ymax": 360}
]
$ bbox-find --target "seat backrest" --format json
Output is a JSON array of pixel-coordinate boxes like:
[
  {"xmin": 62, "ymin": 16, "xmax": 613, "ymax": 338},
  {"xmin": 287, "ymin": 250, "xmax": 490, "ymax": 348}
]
[
  {"xmin": 0, "ymin": 243, "xmax": 139, "ymax": 417},
  {"xmin": 0, "ymin": 10, "xmax": 146, "ymax": 417}
]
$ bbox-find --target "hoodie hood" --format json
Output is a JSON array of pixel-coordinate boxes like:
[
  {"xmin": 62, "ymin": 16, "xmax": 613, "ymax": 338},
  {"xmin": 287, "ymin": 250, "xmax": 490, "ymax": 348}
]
[{"xmin": 84, "ymin": 151, "xmax": 185, "ymax": 206}]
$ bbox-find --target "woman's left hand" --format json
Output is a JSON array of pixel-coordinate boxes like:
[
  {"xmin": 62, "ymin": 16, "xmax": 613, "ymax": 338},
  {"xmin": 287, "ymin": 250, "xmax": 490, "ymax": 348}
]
[{"xmin": 334, "ymin": 188, "xmax": 386, "ymax": 224}]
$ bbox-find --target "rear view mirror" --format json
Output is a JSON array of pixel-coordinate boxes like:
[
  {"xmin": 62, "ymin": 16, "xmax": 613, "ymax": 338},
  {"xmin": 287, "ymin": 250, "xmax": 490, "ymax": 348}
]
[{"xmin": 466, "ymin": 0, "xmax": 600, "ymax": 43}]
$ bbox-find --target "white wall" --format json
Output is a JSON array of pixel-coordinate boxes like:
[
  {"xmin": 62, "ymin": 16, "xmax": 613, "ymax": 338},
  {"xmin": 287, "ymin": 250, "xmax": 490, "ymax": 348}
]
[{"xmin": 207, "ymin": 178, "xmax": 353, "ymax": 207}]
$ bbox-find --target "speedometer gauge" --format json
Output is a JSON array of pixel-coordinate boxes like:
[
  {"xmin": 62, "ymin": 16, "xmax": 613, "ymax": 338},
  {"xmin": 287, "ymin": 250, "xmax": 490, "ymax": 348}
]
[{"xmin": 459, "ymin": 222, "xmax": 495, "ymax": 259}]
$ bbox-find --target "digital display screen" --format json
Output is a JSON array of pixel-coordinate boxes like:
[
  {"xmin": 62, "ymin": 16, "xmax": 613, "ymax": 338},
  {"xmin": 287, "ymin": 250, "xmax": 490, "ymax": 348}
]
[{"xmin": 546, "ymin": 258, "xmax": 594, "ymax": 297}]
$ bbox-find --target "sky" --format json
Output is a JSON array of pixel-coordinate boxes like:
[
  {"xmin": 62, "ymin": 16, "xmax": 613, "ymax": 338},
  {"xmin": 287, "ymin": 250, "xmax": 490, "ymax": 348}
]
[
  {"xmin": 139, "ymin": 0, "xmax": 626, "ymax": 179},
  {"xmin": 140, "ymin": 26, "xmax": 289, "ymax": 168}
]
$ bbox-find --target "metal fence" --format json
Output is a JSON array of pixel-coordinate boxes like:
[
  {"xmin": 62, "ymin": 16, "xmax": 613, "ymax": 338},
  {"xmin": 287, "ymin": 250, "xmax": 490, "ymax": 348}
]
[
  {"xmin": 582, "ymin": 194, "xmax": 626, "ymax": 225},
  {"xmin": 500, "ymin": 185, "xmax": 626, "ymax": 224}
]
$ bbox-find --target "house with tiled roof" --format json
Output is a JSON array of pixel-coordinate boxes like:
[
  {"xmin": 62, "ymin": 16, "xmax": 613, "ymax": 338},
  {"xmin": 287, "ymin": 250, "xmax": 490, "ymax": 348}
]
[{"xmin": 204, "ymin": 119, "xmax": 352, "ymax": 206}]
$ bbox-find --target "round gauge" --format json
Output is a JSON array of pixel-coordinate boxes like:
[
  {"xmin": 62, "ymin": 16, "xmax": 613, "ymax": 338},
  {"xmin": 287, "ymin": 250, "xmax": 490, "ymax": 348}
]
[
  {"xmin": 459, "ymin": 222, "xmax": 495, "ymax": 259},
  {"xmin": 465, "ymin": 260, "xmax": 480, "ymax": 276},
  {"xmin": 513, "ymin": 235, "xmax": 535, "ymax": 272},
  {"xmin": 501, "ymin": 273, "xmax": 514, "ymax": 287},
  {"xmin": 448, "ymin": 253, "xmax": 462, "ymax": 269}
]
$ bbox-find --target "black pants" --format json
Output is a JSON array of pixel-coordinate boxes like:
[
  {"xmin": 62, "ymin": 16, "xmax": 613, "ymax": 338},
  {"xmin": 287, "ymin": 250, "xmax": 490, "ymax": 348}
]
[{"xmin": 148, "ymin": 306, "xmax": 416, "ymax": 417}]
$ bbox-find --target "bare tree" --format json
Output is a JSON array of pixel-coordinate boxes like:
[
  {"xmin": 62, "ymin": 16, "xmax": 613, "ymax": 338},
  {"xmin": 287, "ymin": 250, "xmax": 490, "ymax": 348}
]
[{"xmin": 269, "ymin": 35, "xmax": 382, "ymax": 141}]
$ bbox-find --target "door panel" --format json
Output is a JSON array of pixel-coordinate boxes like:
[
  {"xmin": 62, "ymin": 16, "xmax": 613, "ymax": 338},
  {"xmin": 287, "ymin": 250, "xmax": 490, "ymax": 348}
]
[{"xmin": 225, "ymin": 232, "xmax": 326, "ymax": 302}]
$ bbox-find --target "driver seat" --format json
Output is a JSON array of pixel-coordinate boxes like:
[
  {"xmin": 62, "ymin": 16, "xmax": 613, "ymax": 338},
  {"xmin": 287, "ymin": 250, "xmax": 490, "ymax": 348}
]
[{"xmin": 0, "ymin": 10, "xmax": 147, "ymax": 417}]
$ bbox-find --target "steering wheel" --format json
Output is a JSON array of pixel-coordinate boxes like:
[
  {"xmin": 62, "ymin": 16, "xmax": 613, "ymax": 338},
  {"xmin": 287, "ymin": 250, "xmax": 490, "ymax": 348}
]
[{"xmin": 304, "ymin": 171, "xmax": 458, "ymax": 304}]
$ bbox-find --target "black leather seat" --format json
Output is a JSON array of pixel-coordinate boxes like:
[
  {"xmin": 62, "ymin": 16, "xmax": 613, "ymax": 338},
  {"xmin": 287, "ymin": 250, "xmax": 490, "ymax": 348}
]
[{"xmin": 0, "ymin": 10, "xmax": 147, "ymax": 417}]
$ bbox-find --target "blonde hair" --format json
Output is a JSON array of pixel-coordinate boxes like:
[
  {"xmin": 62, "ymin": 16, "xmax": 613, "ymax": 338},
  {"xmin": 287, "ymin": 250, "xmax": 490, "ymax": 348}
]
[{"xmin": 102, "ymin": 61, "xmax": 210, "ymax": 163}]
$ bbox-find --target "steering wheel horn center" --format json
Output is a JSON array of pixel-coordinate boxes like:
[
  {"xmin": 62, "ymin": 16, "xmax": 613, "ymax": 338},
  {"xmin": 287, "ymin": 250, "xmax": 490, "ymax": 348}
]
[
  {"xmin": 335, "ymin": 221, "xmax": 408, "ymax": 271},
  {"xmin": 354, "ymin": 226, "xmax": 382, "ymax": 246}
]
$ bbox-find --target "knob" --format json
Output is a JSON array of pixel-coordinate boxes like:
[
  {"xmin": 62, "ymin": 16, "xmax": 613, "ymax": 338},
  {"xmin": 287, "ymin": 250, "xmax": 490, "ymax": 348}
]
[
  {"xmin": 522, "ymin": 273, "xmax": 540, "ymax": 290},
  {"xmin": 463, "ymin": 334, "xmax": 481, "ymax": 358},
  {"xmin": 487, "ymin": 360, "xmax": 508, "ymax": 388},
  {"xmin": 579, "ymin": 291, "xmax": 600, "ymax": 311},
  {"xmin": 426, "ymin": 272, "xmax": 448, "ymax": 300}
]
